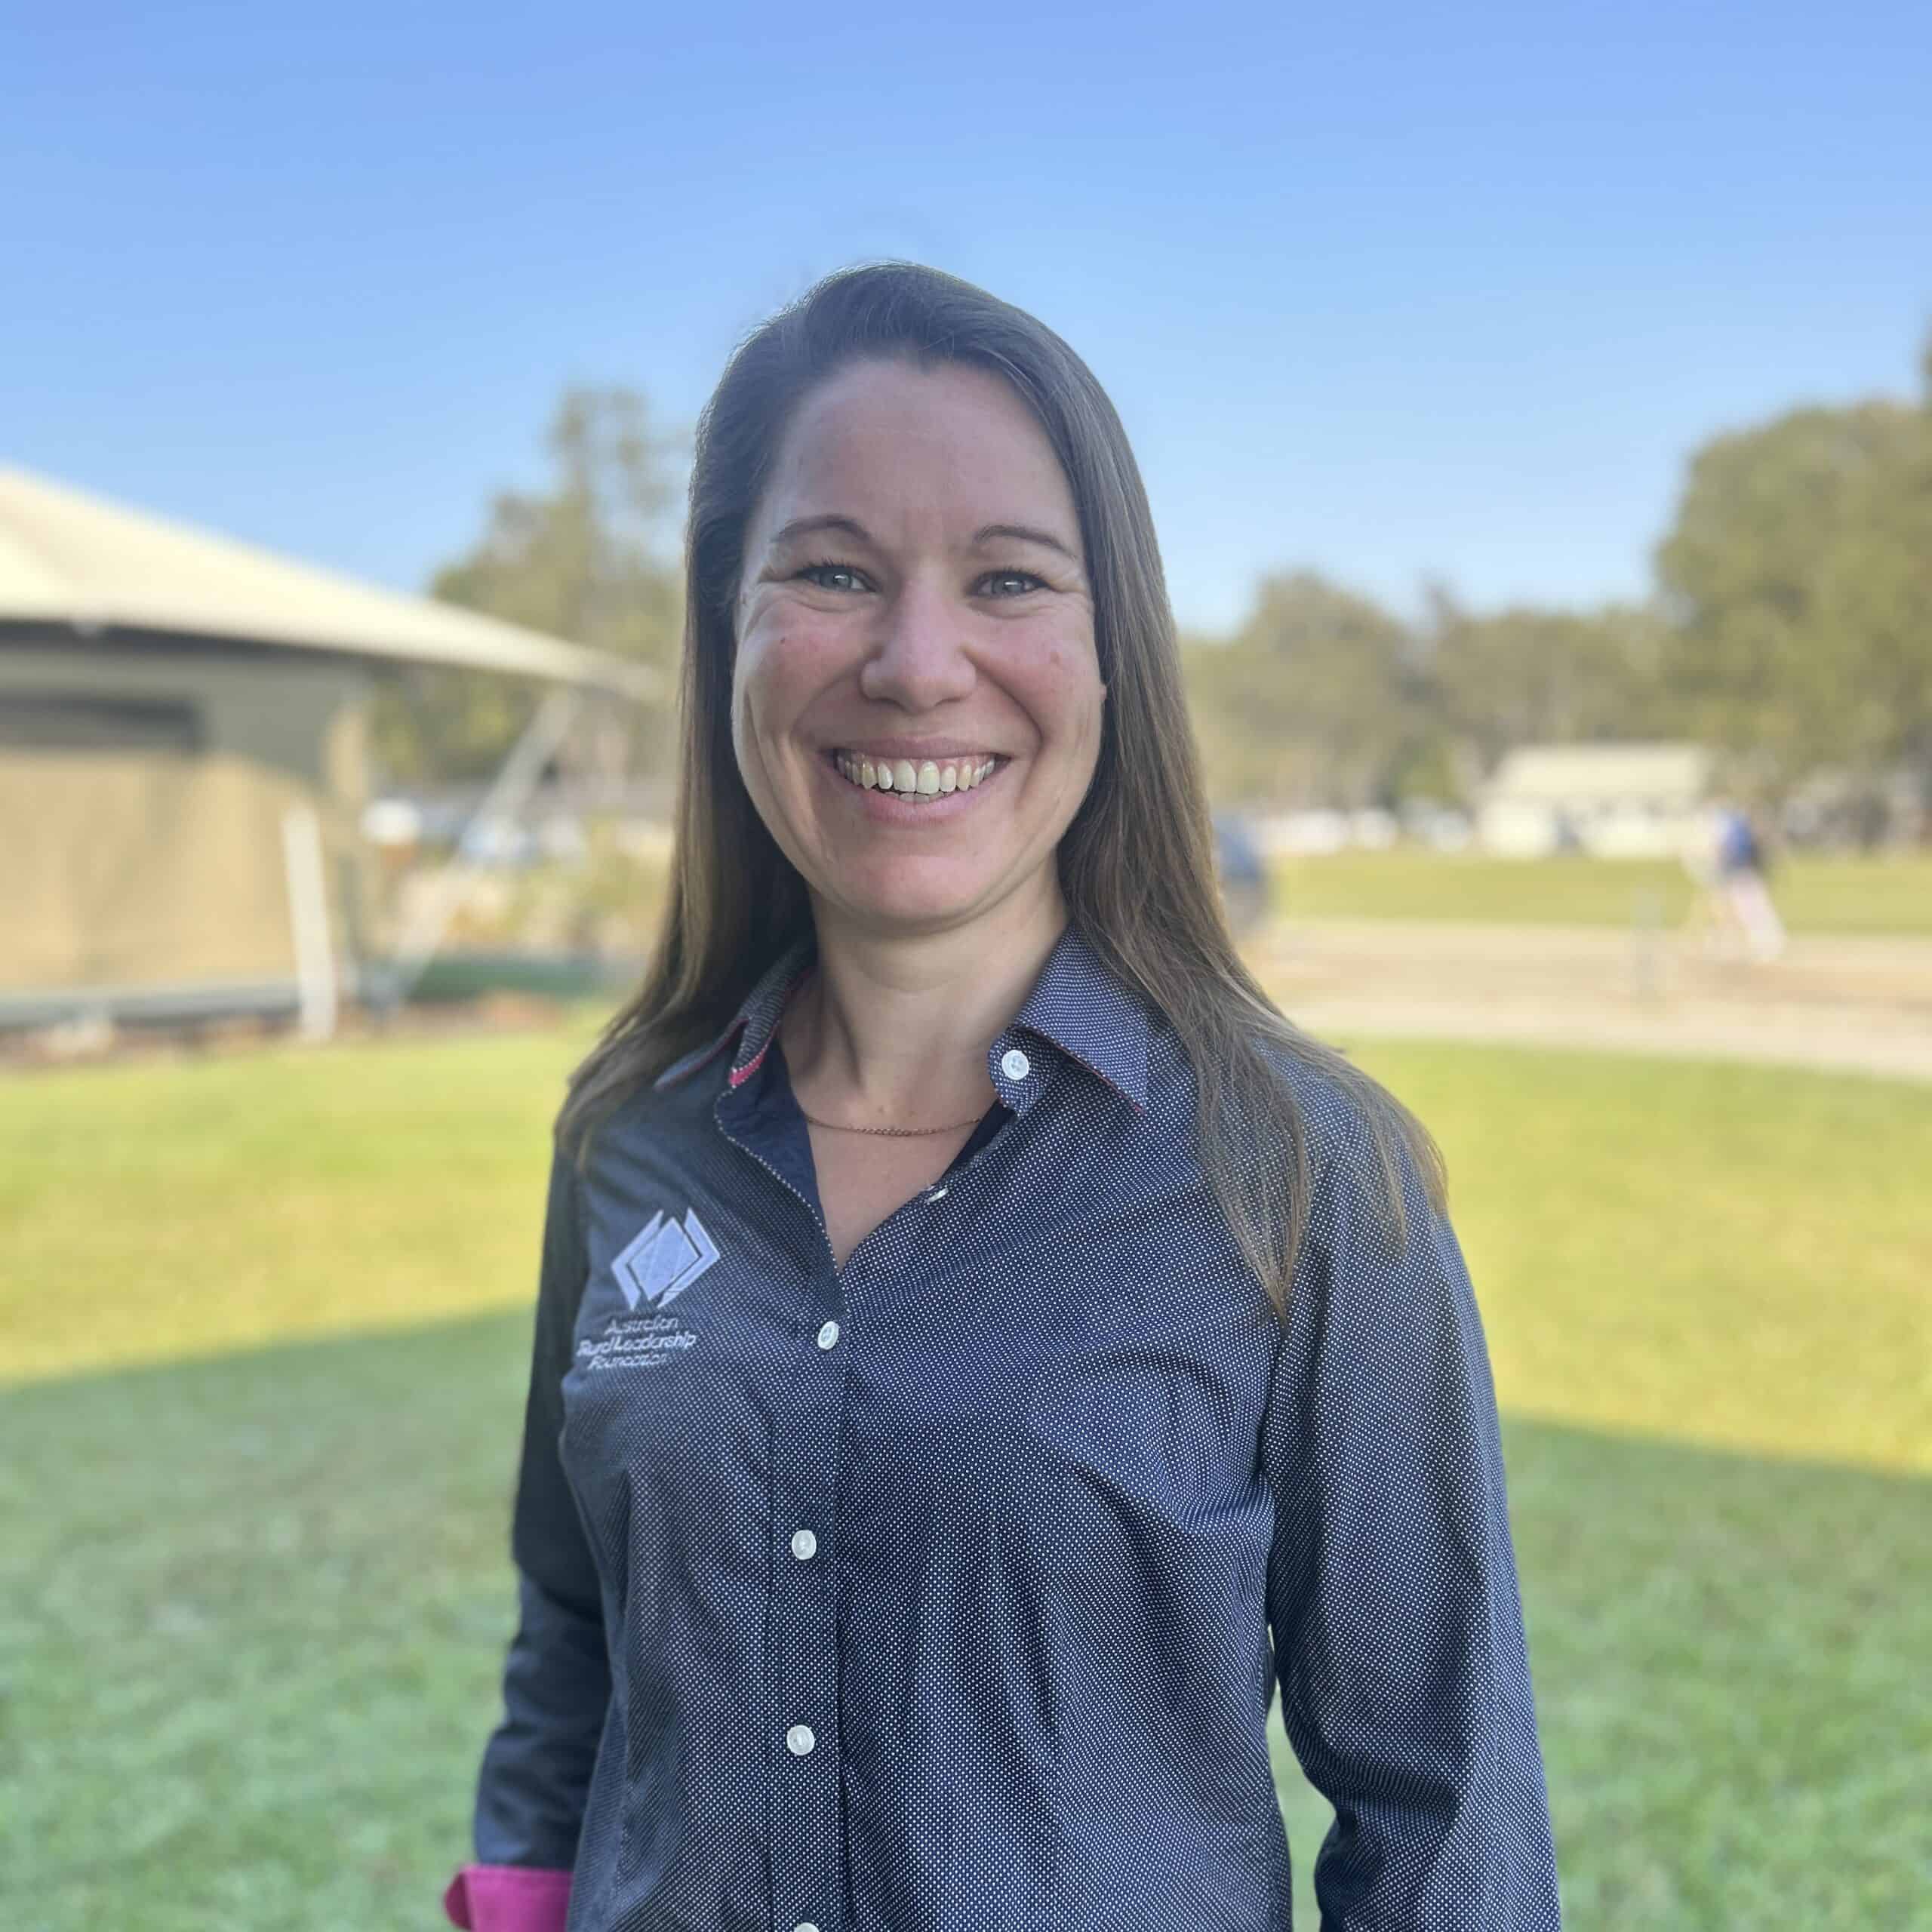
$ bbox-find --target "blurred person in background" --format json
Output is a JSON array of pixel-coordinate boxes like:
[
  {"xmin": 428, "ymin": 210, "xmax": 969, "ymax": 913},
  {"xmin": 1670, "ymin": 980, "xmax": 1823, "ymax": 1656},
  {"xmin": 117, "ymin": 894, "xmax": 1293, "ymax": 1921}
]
[
  {"xmin": 1212, "ymin": 810, "xmax": 1269, "ymax": 937},
  {"xmin": 443, "ymin": 264, "xmax": 1561, "ymax": 1932},
  {"xmin": 1687, "ymin": 794, "xmax": 1786, "ymax": 963},
  {"xmin": 1714, "ymin": 797, "xmax": 1786, "ymax": 962}
]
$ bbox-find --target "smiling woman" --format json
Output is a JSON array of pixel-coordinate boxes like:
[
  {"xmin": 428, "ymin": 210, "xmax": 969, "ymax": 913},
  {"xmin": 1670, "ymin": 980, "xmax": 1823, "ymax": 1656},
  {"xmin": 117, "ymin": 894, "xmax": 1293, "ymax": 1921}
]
[
  {"xmin": 443, "ymin": 263, "xmax": 1562, "ymax": 1932},
  {"xmin": 731, "ymin": 356, "xmax": 1105, "ymax": 958}
]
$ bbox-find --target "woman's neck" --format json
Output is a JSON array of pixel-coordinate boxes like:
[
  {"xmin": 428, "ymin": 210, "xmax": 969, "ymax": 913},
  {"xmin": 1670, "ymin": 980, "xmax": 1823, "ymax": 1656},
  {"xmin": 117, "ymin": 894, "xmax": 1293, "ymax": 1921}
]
[{"xmin": 783, "ymin": 882, "xmax": 1069, "ymax": 1124}]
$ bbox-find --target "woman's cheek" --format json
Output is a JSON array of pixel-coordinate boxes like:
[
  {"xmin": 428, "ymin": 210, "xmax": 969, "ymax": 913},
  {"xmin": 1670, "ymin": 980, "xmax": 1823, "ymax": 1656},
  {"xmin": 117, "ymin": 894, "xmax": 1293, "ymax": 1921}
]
[
  {"xmin": 749, "ymin": 609, "xmax": 860, "ymax": 700},
  {"xmin": 1011, "ymin": 622, "xmax": 1103, "ymax": 718}
]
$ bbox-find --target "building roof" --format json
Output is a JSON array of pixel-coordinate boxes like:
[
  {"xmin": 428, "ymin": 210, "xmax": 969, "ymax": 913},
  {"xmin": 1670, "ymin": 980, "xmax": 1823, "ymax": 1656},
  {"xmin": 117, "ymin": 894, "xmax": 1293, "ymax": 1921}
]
[
  {"xmin": 0, "ymin": 466, "xmax": 660, "ymax": 697},
  {"xmin": 1484, "ymin": 741, "xmax": 1710, "ymax": 804}
]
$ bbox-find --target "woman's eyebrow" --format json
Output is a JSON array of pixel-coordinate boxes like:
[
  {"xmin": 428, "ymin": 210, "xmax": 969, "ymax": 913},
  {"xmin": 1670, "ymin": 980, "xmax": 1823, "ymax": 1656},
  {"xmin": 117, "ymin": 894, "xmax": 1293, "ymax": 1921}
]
[
  {"xmin": 765, "ymin": 513, "xmax": 1080, "ymax": 563},
  {"xmin": 768, "ymin": 513, "xmax": 872, "ymax": 550},
  {"xmin": 971, "ymin": 522, "xmax": 1079, "ymax": 562}
]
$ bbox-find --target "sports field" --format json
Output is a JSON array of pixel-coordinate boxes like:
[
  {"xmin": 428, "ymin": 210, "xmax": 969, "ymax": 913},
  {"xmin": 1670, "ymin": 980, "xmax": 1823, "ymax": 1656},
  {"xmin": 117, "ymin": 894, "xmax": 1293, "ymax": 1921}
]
[
  {"xmin": 2, "ymin": 1016, "xmax": 1927, "ymax": 1928},
  {"xmin": 1266, "ymin": 848, "xmax": 1932, "ymax": 934}
]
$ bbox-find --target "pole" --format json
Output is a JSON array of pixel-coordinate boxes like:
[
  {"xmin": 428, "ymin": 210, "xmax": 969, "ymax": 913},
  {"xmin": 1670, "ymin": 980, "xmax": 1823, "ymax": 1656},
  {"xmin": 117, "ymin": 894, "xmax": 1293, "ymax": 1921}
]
[
  {"xmin": 1630, "ymin": 885, "xmax": 1664, "ymax": 1004},
  {"xmin": 281, "ymin": 801, "xmax": 339, "ymax": 1041},
  {"xmin": 380, "ymin": 685, "xmax": 585, "ymax": 1009}
]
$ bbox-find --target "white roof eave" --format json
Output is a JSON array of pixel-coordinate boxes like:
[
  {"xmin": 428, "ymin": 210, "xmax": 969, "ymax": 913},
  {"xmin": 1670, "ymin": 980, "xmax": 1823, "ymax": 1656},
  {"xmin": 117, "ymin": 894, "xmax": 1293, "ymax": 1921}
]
[{"xmin": 0, "ymin": 465, "xmax": 662, "ymax": 700}]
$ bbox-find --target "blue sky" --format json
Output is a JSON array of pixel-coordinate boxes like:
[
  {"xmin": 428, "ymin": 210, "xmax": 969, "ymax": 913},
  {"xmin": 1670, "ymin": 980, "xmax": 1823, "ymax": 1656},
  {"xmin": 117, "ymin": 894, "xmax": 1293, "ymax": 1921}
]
[{"xmin": 6, "ymin": 1, "xmax": 1929, "ymax": 633}]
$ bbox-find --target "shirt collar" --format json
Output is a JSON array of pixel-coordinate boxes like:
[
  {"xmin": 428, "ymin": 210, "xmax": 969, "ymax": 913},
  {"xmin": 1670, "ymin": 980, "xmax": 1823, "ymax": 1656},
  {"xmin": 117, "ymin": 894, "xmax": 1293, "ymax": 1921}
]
[
  {"xmin": 1004, "ymin": 919, "xmax": 1149, "ymax": 1112},
  {"xmin": 654, "ymin": 919, "xmax": 1149, "ymax": 1112},
  {"xmin": 650, "ymin": 935, "xmax": 813, "ymax": 1094}
]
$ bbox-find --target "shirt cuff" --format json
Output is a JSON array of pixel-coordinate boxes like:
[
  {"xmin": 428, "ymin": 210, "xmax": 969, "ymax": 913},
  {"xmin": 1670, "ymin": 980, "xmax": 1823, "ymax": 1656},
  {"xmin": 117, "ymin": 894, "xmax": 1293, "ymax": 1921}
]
[{"xmin": 442, "ymin": 1864, "xmax": 573, "ymax": 1932}]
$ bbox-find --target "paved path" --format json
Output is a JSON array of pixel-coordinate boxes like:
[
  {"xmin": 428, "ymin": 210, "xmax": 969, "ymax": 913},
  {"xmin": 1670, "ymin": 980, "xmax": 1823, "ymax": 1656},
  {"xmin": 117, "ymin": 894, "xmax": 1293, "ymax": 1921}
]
[{"xmin": 1245, "ymin": 919, "xmax": 1932, "ymax": 1084}]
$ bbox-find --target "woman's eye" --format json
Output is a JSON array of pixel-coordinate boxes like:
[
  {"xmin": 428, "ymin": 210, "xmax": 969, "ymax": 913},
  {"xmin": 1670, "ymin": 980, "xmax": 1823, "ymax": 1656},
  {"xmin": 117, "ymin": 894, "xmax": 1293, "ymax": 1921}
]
[
  {"xmin": 797, "ymin": 561, "xmax": 866, "ymax": 592},
  {"xmin": 792, "ymin": 562, "xmax": 1043, "ymax": 596}
]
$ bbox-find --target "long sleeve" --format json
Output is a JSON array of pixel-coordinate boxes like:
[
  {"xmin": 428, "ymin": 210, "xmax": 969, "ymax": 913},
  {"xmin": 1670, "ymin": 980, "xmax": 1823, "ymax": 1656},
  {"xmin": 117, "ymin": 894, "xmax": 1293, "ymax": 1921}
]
[
  {"xmin": 445, "ymin": 1140, "xmax": 612, "ymax": 1930},
  {"xmin": 1263, "ymin": 1108, "xmax": 1562, "ymax": 1930}
]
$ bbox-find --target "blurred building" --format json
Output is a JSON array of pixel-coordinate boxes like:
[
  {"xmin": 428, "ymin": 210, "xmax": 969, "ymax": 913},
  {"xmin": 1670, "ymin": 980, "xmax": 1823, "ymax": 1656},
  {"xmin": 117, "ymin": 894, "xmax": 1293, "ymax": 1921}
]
[
  {"xmin": 1249, "ymin": 804, "xmax": 1470, "ymax": 855},
  {"xmin": 0, "ymin": 466, "xmax": 651, "ymax": 1033},
  {"xmin": 1478, "ymin": 742, "xmax": 1712, "ymax": 858}
]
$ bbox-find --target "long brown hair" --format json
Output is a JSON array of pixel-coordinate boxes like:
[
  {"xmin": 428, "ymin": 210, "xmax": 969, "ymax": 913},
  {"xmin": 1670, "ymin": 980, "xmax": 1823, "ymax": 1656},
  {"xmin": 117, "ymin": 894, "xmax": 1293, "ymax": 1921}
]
[{"xmin": 558, "ymin": 262, "xmax": 1443, "ymax": 1318}]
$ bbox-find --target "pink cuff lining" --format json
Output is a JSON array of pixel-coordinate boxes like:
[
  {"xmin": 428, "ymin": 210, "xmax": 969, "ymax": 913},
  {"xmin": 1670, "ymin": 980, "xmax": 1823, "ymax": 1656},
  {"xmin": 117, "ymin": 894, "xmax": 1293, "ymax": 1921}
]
[{"xmin": 442, "ymin": 1863, "xmax": 573, "ymax": 1932}]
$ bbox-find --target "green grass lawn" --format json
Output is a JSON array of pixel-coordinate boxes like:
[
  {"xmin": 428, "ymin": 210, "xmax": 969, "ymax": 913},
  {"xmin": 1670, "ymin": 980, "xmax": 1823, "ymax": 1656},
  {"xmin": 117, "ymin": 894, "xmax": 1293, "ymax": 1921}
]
[
  {"xmin": 0, "ymin": 1022, "xmax": 600, "ymax": 1384},
  {"xmin": 1267, "ymin": 848, "xmax": 1932, "ymax": 934},
  {"xmin": 3, "ymin": 1026, "xmax": 1928, "ymax": 1927}
]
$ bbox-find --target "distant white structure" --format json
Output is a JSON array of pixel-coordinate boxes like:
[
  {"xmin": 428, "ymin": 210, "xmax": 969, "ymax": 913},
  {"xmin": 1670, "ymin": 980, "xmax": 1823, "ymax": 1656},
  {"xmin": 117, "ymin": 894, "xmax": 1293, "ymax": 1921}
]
[
  {"xmin": 1248, "ymin": 804, "xmax": 1472, "ymax": 855},
  {"xmin": 1248, "ymin": 809, "xmax": 1351, "ymax": 857},
  {"xmin": 1478, "ymin": 743, "xmax": 1712, "ymax": 859}
]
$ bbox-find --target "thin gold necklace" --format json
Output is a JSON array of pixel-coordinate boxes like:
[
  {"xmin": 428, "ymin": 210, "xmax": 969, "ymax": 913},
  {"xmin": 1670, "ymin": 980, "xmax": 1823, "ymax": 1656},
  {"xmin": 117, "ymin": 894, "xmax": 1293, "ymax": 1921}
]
[{"xmin": 795, "ymin": 1106, "xmax": 985, "ymax": 1138}]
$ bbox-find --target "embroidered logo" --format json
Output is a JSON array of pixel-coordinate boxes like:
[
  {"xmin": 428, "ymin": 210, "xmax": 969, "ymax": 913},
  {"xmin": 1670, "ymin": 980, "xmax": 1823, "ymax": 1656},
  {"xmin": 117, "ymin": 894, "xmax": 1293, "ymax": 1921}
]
[{"xmin": 612, "ymin": 1206, "xmax": 719, "ymax": 1310}]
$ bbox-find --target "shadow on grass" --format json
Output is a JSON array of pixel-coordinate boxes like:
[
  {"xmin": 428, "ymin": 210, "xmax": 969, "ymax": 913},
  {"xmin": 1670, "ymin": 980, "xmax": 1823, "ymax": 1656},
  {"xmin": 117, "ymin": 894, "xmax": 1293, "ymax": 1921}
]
[{"xmin": 3, "ymin": 1313, "xmax": 1927, "ymax": 1931}]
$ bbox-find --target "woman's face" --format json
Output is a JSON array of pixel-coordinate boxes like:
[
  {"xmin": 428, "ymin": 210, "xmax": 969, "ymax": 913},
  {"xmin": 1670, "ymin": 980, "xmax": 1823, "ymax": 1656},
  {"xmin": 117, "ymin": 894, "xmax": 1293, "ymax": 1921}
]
[{"xmin": 733, "ymin": 356, "xmax": 1104, "ymax": 939}]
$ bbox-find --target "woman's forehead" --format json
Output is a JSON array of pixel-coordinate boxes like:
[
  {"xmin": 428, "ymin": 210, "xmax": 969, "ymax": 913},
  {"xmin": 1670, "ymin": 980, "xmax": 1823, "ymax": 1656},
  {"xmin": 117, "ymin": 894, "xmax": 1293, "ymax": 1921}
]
[{"xmin": 756, "ymin": 358, "xmax": 1078, "ymax": 543}]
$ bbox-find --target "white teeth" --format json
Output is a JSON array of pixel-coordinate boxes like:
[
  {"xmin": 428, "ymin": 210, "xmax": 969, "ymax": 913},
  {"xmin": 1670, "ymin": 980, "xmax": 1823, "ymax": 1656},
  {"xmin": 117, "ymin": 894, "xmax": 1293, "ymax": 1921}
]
[{"xmin": 834, "ymin": 752, "xmax": 997, "ymax": 795}]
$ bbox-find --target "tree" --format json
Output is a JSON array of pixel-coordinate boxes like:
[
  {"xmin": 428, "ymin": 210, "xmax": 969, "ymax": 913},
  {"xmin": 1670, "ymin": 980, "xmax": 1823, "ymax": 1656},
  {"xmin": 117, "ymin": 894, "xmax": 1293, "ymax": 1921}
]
[
  {"xmin": 1185, "ymin": 571, "xmax": 1427, "ymax": 806},
  {"xmin": 1423, "ymin": 589, "xmax": 1676, "ymax": 770},
  {"xmin": 1654, "ymin": 384, "xmax": 1932, "ymax": 793},
  {"xmin": 1183, "ymin": 569, "xmax": 1688, "ymax": 809},
  {"xmin": 371, "ymin": 386, "xmax": 684, "ymax": 786}
]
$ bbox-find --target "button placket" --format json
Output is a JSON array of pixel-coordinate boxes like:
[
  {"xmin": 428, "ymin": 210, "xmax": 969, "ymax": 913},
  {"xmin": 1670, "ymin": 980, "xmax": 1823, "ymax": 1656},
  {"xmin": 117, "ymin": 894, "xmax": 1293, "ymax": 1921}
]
[{"xmin": 770, "ymin": 1290, "xmax": 847, "ymax": 1931}]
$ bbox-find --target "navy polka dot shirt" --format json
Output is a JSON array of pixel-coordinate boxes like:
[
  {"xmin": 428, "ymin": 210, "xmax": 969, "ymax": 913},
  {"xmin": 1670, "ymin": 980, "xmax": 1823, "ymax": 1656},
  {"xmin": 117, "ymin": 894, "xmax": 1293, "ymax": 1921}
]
[{"xmin": 458, "ymin": 921, "xmax": 1562, "ymax": 1930}]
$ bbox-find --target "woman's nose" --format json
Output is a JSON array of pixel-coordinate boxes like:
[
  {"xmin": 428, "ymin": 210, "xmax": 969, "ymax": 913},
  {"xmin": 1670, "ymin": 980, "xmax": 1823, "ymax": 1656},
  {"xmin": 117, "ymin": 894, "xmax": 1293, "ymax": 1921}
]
[{"xmin": 857, "ymin": 578, "xmax": 977, "ymax": 710}]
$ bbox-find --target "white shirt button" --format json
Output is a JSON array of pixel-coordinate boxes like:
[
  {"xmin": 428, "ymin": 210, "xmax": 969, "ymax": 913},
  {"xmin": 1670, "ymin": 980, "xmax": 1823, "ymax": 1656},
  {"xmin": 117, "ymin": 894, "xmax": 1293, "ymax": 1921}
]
[
  {"xmin": 1000, "ymin": 1047, "xmax": 1031, "ymax": 1081},
  {"xmin": 795, "ymin": 1924, "xmax": 820, "ymax": 1931},
  {"xmin": 786, "ymin": 1723, "xmax": 816, "ymax": 1755},
  {"xmin": 815, "ymin": 1320, "xmax": 839, "ymax": 1350},
  {"xmin": 791, "ymin": 1528, "xmax": 818, "ymax": 1561}
]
